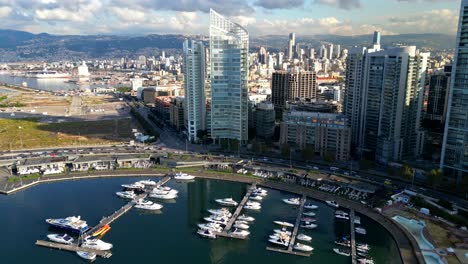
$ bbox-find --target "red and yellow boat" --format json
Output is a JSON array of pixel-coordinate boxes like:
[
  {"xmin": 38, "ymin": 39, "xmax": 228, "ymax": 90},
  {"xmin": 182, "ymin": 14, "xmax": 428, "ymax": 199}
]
[{"xmin": 92, "ymin": 224, "xmax": 111, "ymax": 237}]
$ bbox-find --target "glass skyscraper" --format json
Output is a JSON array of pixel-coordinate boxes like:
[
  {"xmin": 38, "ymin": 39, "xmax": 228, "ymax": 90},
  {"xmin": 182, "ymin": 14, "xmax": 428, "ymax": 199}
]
[
  {"xmin": 441, "ymin": 0, "xmax": 468, "ymax": 181},
  {"xmin": 209, "ymin": 9, "xmax": 249, "ymax": 143}
]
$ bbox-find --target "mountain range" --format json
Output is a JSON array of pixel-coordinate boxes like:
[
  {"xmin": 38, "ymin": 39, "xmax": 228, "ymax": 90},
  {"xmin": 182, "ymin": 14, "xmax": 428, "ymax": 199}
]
[{"xmin": 0, "ymin": 29, "xmax": 456, "ymax": 62}]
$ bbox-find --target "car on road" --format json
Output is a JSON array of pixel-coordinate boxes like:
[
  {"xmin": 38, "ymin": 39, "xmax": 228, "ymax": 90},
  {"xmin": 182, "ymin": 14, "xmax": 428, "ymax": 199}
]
[
  {"xmin": 313, "ymin": 166, "xmax": 319, "ymax": 170},
  {"xmin": 330, "ymin": 167, "xmax": 339, "ymax": 171}
]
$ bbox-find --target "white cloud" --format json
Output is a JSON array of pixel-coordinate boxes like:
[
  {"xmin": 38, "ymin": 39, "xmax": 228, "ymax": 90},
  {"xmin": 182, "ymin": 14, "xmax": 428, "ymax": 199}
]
[
  {"xmin": 0, "ymin": 6, "xmax": 12, "ymax": 18},
  {"xmin": 110, "ymin": 7, "xmax": 147, "ymax": 23},
  {"xmin": 35, "ymin": 0, "xmax": 102, "ymax": 22},
  {"xmin": 388, "ymin": 9, "xmax": 458, "ymax": 35}
]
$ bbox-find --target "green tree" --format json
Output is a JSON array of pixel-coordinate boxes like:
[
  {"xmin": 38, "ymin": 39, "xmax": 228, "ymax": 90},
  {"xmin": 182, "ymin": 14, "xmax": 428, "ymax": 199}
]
[
  {"xmin": 301, "ymin": 144, "xmax": 315, "ymax": 161},
  {"xmin": 281, "ymin": 144, "xmax": 291, "ymax": 158},
  {"xmin": 323, "ymin": 152, "xmax": 335, "ymax": 163},
  {"xmin": 229, "ymin": 139, "xmax": 240, "ymax": 152},
  {"xmin": 401, "ymin": 164, "xmax": 413, "ymax": 179},
  {"xmin": 427, "ymin": 168, "xmax": 442, "ymax": 187}
]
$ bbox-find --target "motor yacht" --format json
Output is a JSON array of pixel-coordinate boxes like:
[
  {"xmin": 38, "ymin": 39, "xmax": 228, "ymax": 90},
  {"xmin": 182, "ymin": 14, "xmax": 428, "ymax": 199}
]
[
  {"xmin": 355, "ymin": 227, "xmax": 367, "ymax": 235},
  {"xmin": 151, "ymin": 188, "xmax": 178, "ymax": 195},
  {"xmin": 335, "ymin": 214, "xmax": 350, "ymax": 220},
  {"xmin": 269, "ymin": 237, "xmax": 289, "ymax": 247},
  {"xmin": 304, "ymin": 203, "xmax": 318, "ymax": 209},
  {"xmin": 335, "ymin": 210, "xmax": 348, "ymax": 216},
  {"xmin": 204, "ymin": 216, "xmax": 229, "ymax": 225},
  {"xmin": 297, "ymin": 233, "xmax": 312, "ymax": 242},
  {"xmin": 215, "ymin": 198, "xmax": 238, "ymax": 206},
  {"xmin": 358, "ymin": 258, "xmax": 375, "ymax": 264},
  {"xmin": 149, "ymin": 192, "xmax": 177, "ymax": 200},
  {"xmin": 197, "ymin": 229, "xmax": 216, "ymax": 239},
  {"xmin": 354, "ymin": 216, "xmax": 361, "ymax": 225},
  {"xmin": 230, "ymin": 228, "xmax": 250, "ymax": 237},
  {"xmin": 273, "ymin": 221, "xmax": 294, "ymax": 227},
  {"xmin": 249, "ymin": 195, "xmax": 263, "ymax": 201},
  {"xmin": 198, "ymin": 223, "xmax": 223, "ymax": 232},
  {"xmin": 293, "ymin": 243, "xmax": 314, "ymax": 252},
  {"xmin": 233, "ymin": 222, "xmax": 249, "ymax": 230},
  {"xmin": 174, "ymin": 172, "xmax": 196, "ymax": 180},
  {"xmin": 116, "ymin": 190, "xmax": 136, "ymax": 199},
  {"xmin": 121, "ymin": 182, "xmax": 145, "ymax": 189},
  {"xmin": 134, "ymin": 199, "xmax": 163, "ymax": 210},
  {"xmin": 300, "ymin": 217, "xmax": 316, "ymax": 222},
  {"xmin": 333, "ymin": 248, "xmax": 351, "ymax": 257},
  {"xmin": 274, "ymin": 229, "xmax": 292, "ymax": 235},
  {"xmin": 82, "ymin": 238, "xmax": 113, "ymax": 251},
  {"xmin": 252, "ymin": 188, "xmax": 268, "ymax": 196},
  {"xmin": 326, "ymin": 200, "xmax": 339, "ymax": 208},
  {"xmin": 237, "ymin": 215, "xmax": 255, "ymax": 222},
  {"xmin": 137, "ymin": 180, "xmax": 157, "ymax": 186},
  {"xmin": 357, "ymin": 243, "xmax": 371, "ymax": 251},
  {"xmin": 282, "ymin": 198, "xmax": 301, "ymax": 205},
  {"xmin": 300, "ymin": 222, "xmax": 318, "ymax": 229},
  {"xmin": 47, "ymin": 233, "xmax": 74, "ymax": 244},
  {"xmin": 246, "ymin": 201, "xmax": 260, "ymax": 207},
  {"xmin": 45, "ymin": 216, "xmax": 88, "ymax": 234},
  {"xmin": 303, "ymin": 211, "xmax": 316, "ymax": 217},
  {"xmin": 244, "ymin": 204, "xmax": 261, "ymax": 210},
  {"xmin": 76, "ymin": 251, "xmax": 96, "ymax": 261},
  {"xmin": 208, "ymin": 208, "xmax": 232, "ymax": 217}
]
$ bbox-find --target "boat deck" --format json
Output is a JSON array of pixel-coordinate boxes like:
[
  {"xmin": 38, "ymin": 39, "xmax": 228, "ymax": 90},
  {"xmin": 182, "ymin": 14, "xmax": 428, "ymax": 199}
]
[
  {"xmin": 216, "ymin": 183, "xmax": 257, "ymax": 240},
  {"xmin": 266, "ymin": 194, "xmax": 311, "ymax": 257},
  {"xmin": 350, "ymin": 209, "xmax": 357, "ymax": 264}
]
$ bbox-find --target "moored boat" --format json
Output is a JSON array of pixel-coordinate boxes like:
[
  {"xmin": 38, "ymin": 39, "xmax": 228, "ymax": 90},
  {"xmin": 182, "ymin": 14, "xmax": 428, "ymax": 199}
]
[
  {"xmin": 326, "ymin": 200, "xmax": 339, "ymax": 208},
  {"xmin": 121, "ymin": 182, "xmax": 145, "ymax": 189},
  {"xmin": 198, "ymin": 222, "xmax": 223, "ymax": 232},
  {"xmin": 333, "ymin": 248, "xmax": 351, "ymax": 257},
  {"xmin": 297, "ymin": 233, "xmax": 312, "ymax": 242},
  {"xmin": 230, "ymin": 228, "xmax": 250, "ymax": 237},
  {"xmin": 149, "ymin": 192, "xmax": 177, "ymax": 200},
  {"xmin": 303, "ymin": 211, "xmax": 316, "ymax": 217},
  {"xmin": 355, "ymin": 227, "xmax": 367, "ymax": 235},
  {"xmin": 237, "ymin": 214, "xmax": 255, "ymax": 222},
  {"xmin": 82, "ymin": 237, "xmax": 113, "ymax": 251},
  {"xmin": 47, "ymin": 233, "xmax": 74, "ymax": 244},
  {"xmin": 174, "ymin": 172, "xmax": 196, "ymax": 180},
  {"xmin": 197, "ymin": 229, "xmax": 216, "ymax": 239},
  {"xmin": 134, "ymin": 199, "xmax": 163, "ymax": 210},
  {"xmin": 282, "ymin": 197, "xmax": 301, "ymax": 205},
  {"xmin": 293, "ymin": 243, "xmax": 314, "ymax": 252},
  {"xmin": 215, "ymin": 198, "xmax": 238, "ymax": 206},
  {"xmin": 304, "ymin": 203, "xmax": 318, "ymax": 209},
  {"xmin": 45, "ymin": 216, "xmax": 89, "ymax": 234},
  {"xmin": 273, "ymin": 221, "xmax": 294, "ymax": 227},
  {"xmin": 77, "ymin": 251, "xmax": 96, "ymax": 261},
  {"xmin": 300, "ymin": 222, "xmax": 318, "ymax": 229}
]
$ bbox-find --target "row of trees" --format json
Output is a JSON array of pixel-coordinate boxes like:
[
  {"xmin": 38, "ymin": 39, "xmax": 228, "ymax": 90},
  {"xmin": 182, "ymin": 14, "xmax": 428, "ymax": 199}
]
[
  {"xmin": 280, "ymin": 144, "xmax": 336, "ymax": 163},
  {"xmin": 130, "ymin": 108, "xmax": 160, "ymax": 142}
]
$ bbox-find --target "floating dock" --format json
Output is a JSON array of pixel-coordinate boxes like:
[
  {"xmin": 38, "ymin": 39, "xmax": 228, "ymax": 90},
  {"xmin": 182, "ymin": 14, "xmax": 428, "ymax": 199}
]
[
  {"xmin": 215, "ymin": 183, "xmax": 257, "ymax": 240},
  {"xmin": 36, "ymin": 174, "xmax": 172, "ymax": 258},
  {"xmin": 35, "ymin": 240, "xmax": 112, "ymax": 258},
  {"xmin": 267, "ymin": 194, "xmax": 311, "ymax": 257},
  {"xmin": 350, "ymin": 209, "xmax": 357, "ymax": 264}
]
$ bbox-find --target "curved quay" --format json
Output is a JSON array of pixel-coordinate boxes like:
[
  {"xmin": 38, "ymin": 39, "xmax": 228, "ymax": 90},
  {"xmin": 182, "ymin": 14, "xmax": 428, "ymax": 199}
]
[{"xmin": 0, "ymin": 170, "xmax": 424, "ymax": 264}]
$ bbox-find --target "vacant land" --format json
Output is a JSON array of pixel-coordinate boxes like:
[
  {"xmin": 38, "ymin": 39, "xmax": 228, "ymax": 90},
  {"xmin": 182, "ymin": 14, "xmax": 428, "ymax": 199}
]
[{"xmin": 0, "ymin": 118, "xmax": 132, "ymax": 150}]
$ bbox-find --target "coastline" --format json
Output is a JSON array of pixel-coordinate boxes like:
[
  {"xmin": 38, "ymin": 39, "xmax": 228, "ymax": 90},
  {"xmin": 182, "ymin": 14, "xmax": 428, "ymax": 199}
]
[{"xmin": 0, "ymin": 169, "xmax": 424, "ymax": 264}]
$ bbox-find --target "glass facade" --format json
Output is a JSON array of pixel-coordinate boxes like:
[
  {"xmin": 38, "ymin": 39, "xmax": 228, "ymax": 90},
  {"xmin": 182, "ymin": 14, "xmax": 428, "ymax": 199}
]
[
  {"xmin": 441, "ymin": 1, "xmax": 468, "ymax": 180},
  {"xmin": 209, "ymin": 9, "xmax": 249, "ymax": 142}
]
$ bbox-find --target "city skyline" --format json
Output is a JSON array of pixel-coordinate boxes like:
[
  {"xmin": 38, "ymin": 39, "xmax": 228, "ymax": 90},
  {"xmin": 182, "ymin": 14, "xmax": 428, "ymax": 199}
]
[{"xmin": 0, "ymin": 0, "xmax": 460, "ymax": 36}]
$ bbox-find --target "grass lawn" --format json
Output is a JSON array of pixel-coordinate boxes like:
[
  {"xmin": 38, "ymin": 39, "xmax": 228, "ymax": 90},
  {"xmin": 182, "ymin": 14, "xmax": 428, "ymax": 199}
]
[{"xmin": 0, "ymin": 118, "xmax": 132, "ymax": 150}]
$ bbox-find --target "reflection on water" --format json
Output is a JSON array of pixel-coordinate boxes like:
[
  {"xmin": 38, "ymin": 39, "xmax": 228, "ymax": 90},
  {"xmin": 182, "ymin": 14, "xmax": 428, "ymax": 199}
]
[{"xmin": 0, "ymin": 75, "xmax": 122, "ymax": 91}]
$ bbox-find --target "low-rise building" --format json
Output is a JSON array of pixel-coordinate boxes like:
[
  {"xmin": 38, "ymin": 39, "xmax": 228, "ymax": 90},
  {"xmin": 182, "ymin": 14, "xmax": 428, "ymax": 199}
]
[
  {"xmin": 169, "ymin": 97, "xmax": 186, "ymax": 132},
  {"xmin": 254, "ymin": 102, "xmax": 275, "ymax": 140}
]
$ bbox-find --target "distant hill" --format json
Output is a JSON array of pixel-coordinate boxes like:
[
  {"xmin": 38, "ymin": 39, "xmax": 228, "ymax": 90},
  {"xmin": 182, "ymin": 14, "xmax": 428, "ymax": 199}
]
[{"xmin": 0, "ymin": 29, "xmax": 455, "ymax": 62}]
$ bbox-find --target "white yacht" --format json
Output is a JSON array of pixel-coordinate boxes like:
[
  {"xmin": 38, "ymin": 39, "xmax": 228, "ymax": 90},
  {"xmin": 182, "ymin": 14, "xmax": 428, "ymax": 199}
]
[
  {"xmin": 304, "ymin": 203, "xmax": 318, "ymax": 209},
  {"xmin": 47, "ymin": 234, "xmax": 74, "ymax": 244},
  {"xmin": 335, "ymin": 214, "xmax": 350, "ymax": 220},
  {"xmin": 300, "ymin": 222, "xmax": 318, "ymax": 229},
  {"xmin": 303, "ymin": 211, "xmax": 316, "ymax": 217},
  {"xmin": 274, "ymin": 229, "xmax": 292, "ymax": 235},
  {"xmin": 273, "ymin": 221, "xmax": 294, "ymax": 227},
  {"xmin": 230, "ymin": 228, "xmax": 250, "ymax": 237},
  {"xmin": 237, "ymin": 215, "xmax": 255, "ymax": 222},
  {"xmin": 269, "ymin": 237, "xmax": 289, "ymax": 247},
  {"xmin": 354, "ymin": 216, "xmax": 361, "ymax": 225},
  {"xmin": 297, "ymin": 233, "xmax": 312, "ymax": 242},
  {"xmin": 174, "ymin": 172, "xmax": 196, "ymax": 180},
  {"xmin": 246, "ymin": 201, "xmax": 260, "ymax": 207},
  {"xmin": 204, "ymin": 216, "xmax": 229, "ymax": 225},
  {"xmin": 244, "ymin": 204, "xmax": 261, "ymax": 210},
  {"xmin": 333, "ymin": 248, "xmax": 351, "ymax": 257},
  {"xmin": 197, "ymin": 229, "xmax": 216, "ymax": 239},
  {"xmin": 149, "ymin": 192, "xmax": 177, "ymax": 200},
  {"xmin": 301, "ymin": 217, "xmax": 316, "ymax": 223},
  {"xmin": 45, "ymin": 216, "xmax": 89, "ymax": 234},
  {"xmin": 77, "ymin": 251, "xmax": 96, "ymax": 261},
  {"xmin": 282, "ymin": 198, "xmax": 301, "ymax": 205},
  {"xmin": 134, "ymin": 199, "xmax": 163, "ymax": 210},
  {"xmin": 294, "ymin": 243, "xmax": 314, "ymax": 252},
  {"xmin": 252, "ymin": 187, "xmax": 268, "ymax": 196},
  {"xmin": 198, "ymin": 222, "xmax": 223, "ymax": 232},
  {"xmin": 215, "ymin": 198, "xmax": 238, "ymax": 206},
  {"xmin": 116, "ymin": 191, "xmax": 136, "ymax": 199},
  {"xmin": 82, "ymin": 238, "xmax": 113, "ymax": 251},
  {"xmin": 233, "ymin": 221, "xmax": 249, "ymax": 229},
  {"xmin": 151, "ymin": 188, "xmax": 178, "ymax": 195},
  {"xmin": 249, "ymin": 195, "xmax": 263, "ymax": 201},
  {"xmin": 355, "ymin": 227, "xmax": 367, "ymax": 235},
  {"xmin": 207, "ymin": 209, "xmax": 232, "ymax": 218},
  {"xmin": 326, "ymin": 200, "xmax": 339, "ymax": 208},
  {"xmin": 137, "ymin": 180, "xmax": 157, "ymax": 186},
  {"xmin": 121, "ymin": 182, "xmax": 145, "ymax": 189}
]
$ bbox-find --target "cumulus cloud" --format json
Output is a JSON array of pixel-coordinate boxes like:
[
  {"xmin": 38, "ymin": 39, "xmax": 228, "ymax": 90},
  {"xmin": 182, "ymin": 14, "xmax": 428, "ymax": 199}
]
[
  {"xmin": 0, "ymin": 5, "xmax": 11, "ymax": 17},
  {"xmin": 255, "ymin": 0, "xmax": 305, "ymax": 9},
  {"xmin": 388, "ymin": 9, "xmax": 458, "ymax": 34},
  {"xmin": 35, "ymin": 0, "xmax": 102, "ymax": 22},
  {"xmin": 314, "ymin": 0, "xmax": 361, "ymax": 10}
]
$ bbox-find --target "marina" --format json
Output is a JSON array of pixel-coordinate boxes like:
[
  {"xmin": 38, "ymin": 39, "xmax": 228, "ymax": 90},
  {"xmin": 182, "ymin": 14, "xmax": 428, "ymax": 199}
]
[
  {"xmin": 350, "ymin": 209, "xmax": 357, "ymax": 264},
  {"xmin": 266, "ymin": 194, "xmax": 311, "ymax": 257}
]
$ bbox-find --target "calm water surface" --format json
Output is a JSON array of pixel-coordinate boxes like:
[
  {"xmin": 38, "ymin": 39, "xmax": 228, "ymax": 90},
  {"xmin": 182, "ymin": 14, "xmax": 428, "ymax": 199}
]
[
  {"xmin": 0, "ymin": 75, "xmax": 121, "ymax": 91},
  {"xmin": 0, "ymin": 177, "xmax": 402, "ymax": 263}
]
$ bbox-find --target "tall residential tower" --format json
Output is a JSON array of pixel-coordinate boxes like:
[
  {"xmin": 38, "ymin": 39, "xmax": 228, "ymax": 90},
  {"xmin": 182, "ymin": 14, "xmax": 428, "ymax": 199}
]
[
  {"xmin": 440, "ymin": 0, "xmax": 468, "ymax": 181},
  {"xmin": 209, "ymin": 9, "xmax": 249, "ymax": 143}
]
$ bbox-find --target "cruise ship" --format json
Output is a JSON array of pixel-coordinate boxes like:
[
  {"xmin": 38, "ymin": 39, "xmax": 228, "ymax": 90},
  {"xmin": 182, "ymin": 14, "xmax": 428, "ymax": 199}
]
[
  {"xmin": 45, "ymin": 216, "xmax": 89, "ymax": 234},
  {"xmin": 26, "ymin": 70, "xmax": 70, "ymax": 79}
]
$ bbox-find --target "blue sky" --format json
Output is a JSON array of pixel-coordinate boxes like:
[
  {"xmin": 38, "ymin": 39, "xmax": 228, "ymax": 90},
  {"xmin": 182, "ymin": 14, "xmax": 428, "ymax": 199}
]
[{"xmin": 0, "ymin": 0, "xmax": 460, "ymax": 36}]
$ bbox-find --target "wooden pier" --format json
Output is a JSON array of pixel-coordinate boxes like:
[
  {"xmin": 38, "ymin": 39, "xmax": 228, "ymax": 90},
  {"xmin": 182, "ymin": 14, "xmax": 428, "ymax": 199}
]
[
  {"xmin": 216, "ymin": 183, "xmax": 257, "ymax": 240},
  {"xmin": 267, "ymin": 195, "xmax": 311, "ymax": 257},
  {"xmin": 350, "ymin": 209, "xmax": 357, "ymax": 264},
  {"xmin": 35, "ymin": 240, "xmax": 112, "ymax": 258}
]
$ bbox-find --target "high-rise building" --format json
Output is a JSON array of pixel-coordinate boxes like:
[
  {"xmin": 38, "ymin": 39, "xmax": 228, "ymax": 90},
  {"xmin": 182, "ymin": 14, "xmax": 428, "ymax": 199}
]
[
  {"xmin": 320, "ymin": 45, "xmax": 327, "ymax": 60},
  {"xmin": 183, "ymin": 39, "xmax": 206, "ymax": 143},
  {"xmin": 288, "ymin": 33, "xmax": 296, "ymax": 60},
  {"xmin": 426, "ymin": 65, "xmax": 451, "ymax": 124},
  {"xmin": 441, "ymin": 0, "xmax": 468, "ymax": 181},
  {"xmin": 258, "ymin": 46, "xmax": 267, "ymax": 65},
  {"xmin": 327, "ymin": 44, "xmax": 334, "ymax": 60},
  {"xmin": 271, "ymin": 71, "xmax": 317, "ymax": 118},
  {"xmin": 344, "ymin": 33, "xmax": 429, "ymax": 164},
  {"xmin": 209, "ymin": 9, "xmax": 249, "ymax": 143},
  {"xmin": 254, "ymin": 102, "xmax": 275, "ymax": 140}
]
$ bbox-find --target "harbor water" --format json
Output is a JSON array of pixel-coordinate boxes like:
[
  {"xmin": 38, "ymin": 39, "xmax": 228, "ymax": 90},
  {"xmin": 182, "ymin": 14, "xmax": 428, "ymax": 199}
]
[{"xmin": 0, "ymin": 177, "xmax": 402, "ymax": 263}]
